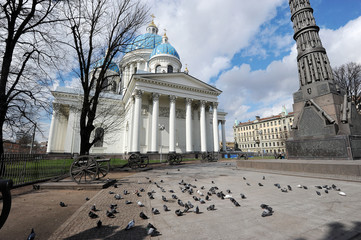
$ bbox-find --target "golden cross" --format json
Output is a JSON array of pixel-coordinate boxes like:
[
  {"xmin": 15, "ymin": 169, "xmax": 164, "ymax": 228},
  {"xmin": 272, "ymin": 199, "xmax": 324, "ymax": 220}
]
[{"xmin": 151, "ymin": 14, "xmax": 156, "ymax": 21}]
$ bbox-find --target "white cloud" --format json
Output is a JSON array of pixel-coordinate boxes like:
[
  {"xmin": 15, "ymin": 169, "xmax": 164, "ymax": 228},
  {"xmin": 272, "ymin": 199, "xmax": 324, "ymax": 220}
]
[{"xmin": 149, "ymin": 0, "xmax": 285, "ymax": 81}]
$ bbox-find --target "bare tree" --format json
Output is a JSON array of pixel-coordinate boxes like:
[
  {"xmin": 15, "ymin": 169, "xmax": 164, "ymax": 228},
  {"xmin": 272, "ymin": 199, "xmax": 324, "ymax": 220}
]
[
  {"xmin": 0, "ymin": 0, "xmax": 62, "ymax": 176},
  {"xmin": 333, "ymin": 62, "xmax": 361, "ymax": 111},
  {"xmin": 60, "ymin": 0, "xmax": 148, "ymax": 154}
]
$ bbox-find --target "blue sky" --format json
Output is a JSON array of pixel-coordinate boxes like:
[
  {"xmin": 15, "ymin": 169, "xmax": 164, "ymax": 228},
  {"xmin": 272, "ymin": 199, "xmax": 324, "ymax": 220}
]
[{"xmin": 45, "ymin": 0, "xmax": 361, "ymax": 142}]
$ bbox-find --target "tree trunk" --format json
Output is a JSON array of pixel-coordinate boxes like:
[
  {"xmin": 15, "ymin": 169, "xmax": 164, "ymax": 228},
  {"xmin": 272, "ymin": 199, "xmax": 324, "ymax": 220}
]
[{"xmin": 0, "ymin": 116, "xmax": 6, "ymax": 176}]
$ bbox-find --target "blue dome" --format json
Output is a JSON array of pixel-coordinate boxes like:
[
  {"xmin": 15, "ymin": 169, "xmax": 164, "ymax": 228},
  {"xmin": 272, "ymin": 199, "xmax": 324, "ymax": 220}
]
[
  {"xmin": 125, "ymin": 33, "xmax": 162, "ymax": 53},
  {"xmin": 149, "ymin": 42, "xmax": 180, "ymax": 60},
  {"xmin": 91, "ymin": 58, "xmax": 119, "ymax": 73}
]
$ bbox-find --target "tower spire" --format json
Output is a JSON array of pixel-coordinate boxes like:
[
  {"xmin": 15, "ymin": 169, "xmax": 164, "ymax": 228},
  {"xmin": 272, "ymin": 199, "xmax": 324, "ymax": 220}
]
[{"xmin": 289, "ymin": 0, "xmax": 334, "ymax": 87}]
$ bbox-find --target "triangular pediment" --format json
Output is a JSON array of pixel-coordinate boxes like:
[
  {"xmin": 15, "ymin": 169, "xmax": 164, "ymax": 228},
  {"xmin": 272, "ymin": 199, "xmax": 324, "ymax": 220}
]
[{"xmin": 134, "ymin": 72, "xmax": 222, "ymax": 95}]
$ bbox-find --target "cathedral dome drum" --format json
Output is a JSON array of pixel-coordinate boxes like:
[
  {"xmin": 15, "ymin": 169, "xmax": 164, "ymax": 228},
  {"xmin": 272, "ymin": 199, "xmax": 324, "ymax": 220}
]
[{"xmin": 91, "ymin": 57, "xmax": 120, "ymax": 73}]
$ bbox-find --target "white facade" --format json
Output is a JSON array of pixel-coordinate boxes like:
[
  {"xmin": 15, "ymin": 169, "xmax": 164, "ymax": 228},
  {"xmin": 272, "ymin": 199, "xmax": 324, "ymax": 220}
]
[{"xmin": 47, "ymin": 21, "xmax": 227, "ymax": 154}]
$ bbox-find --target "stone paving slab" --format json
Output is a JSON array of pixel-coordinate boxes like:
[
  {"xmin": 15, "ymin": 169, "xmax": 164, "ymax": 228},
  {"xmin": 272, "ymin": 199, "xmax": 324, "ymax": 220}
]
[{"xmin": 49, "ymin": 162, "xmax": 361, "ymax": 240}]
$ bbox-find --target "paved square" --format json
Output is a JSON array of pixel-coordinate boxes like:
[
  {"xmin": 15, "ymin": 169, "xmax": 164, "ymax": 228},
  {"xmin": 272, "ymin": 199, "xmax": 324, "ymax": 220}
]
[{"xmin": 50, "ymin": 162, "xmax": 361, "ymax": 240}]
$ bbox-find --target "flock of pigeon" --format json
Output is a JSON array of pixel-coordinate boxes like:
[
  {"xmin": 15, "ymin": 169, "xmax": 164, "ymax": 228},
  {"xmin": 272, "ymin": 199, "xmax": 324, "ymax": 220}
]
[{"xmin": 27, "ymin": 164, "xmax": 347, "ymax": 239}]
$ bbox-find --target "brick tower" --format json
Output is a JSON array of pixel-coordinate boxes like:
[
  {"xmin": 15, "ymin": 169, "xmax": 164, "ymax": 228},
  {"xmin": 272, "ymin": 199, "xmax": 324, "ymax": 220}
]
[{"xmin": 286, "ymin": 0, "xmax": 361, "ymax": 159}]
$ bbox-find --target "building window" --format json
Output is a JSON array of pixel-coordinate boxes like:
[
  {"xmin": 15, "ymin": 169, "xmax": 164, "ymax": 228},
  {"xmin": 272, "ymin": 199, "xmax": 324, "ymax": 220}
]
[
  {"xmin": 134, "ymin": 67, "xmax": 137, "ymax": 74},
  {"xmin": 167, "ymin": 65, "xmax": 173, "ymax": 73},
  {"xmin": 94, "ymin": 127, "xmax": 104, "ymax": 147},
  {"xmin": 155, "ymin": 65, "xmax": 161, "ymax": 73}
]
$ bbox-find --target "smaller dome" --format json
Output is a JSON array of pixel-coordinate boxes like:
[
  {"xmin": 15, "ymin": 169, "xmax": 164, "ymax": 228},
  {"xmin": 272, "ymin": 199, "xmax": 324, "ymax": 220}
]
[
  {"xmin": 149, "ymin": 42, "xmax": 180, "ymax": 60},
  {"xmin": 91, "ymin": 58, "xmax": 120, "ymax": 73}
]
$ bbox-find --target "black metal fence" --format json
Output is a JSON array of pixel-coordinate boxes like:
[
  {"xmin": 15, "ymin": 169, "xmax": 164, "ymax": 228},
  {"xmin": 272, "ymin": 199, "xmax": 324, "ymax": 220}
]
[{"xmin": 0, "ymin": 154, "xmax": 72, "ymax": 187}]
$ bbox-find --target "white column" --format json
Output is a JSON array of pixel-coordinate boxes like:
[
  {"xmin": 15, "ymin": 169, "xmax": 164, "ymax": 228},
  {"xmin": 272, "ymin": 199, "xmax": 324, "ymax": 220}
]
[
  {"xmin": 186, "ymin": 98, "xmax": 193, "ymax": 152},
  {"xmin": 221, "ymin": 120, "xmax": 227, "ymax": 151},
  {"xmin": 200, "ymin": 100, "xmax": 207, "ymax": 152},
  {"xmin": 169, "ymin": 95, "xmax": 176, "ymax": 153},
  {"xmin": 46, "ymin": 106, "xmax": 58, "ymax": 153},
  {"xmin": 131, "ymin": 90, "xmax": 142, "ymax": 153},
  {"xmin": 64, "ymin": 106, "xmax": 76, "ymax": 153},
  {"xmin": 212, "ymin": 102, "xmax": 219, "ymax": 152},
  {"xmin": 136, "ymin": 62, "xmax": 140, "ymax": 73},
  {"xmin": 144, "ymin": 61, "xmax": 148, "ymax": 71},
  {"xmin": 150, "ymin": 93, "xmax": 159, "ymax": 152}
]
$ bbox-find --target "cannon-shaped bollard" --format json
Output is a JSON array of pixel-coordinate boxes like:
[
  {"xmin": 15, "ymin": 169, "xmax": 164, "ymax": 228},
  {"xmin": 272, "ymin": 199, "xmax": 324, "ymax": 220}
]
[{"xmin": 0, "ymin": 179, "xmax": 13, "ymax": 229}]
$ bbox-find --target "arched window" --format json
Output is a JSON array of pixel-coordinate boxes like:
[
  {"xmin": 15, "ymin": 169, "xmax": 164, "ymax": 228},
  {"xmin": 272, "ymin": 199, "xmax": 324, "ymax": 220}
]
[
  {"xmin": 167, "ymin": 65, "xmax": 173, "ymax": 73},
  {"xmin": 155, "ymin": 65, "xmax": 161, "ymax": 73},
  {"xmin": 112, "ymin": 82, "xmax": 117, "ymax": 92},
  {"xmin": 94, "ymin": 127, "xmax": 104, "ymax": 147}
]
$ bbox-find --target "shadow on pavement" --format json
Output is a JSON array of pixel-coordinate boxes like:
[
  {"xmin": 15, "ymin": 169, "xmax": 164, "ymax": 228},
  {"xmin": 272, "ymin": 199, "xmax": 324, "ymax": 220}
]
[
  {"xmin": 63, "ymin": 225, "xmax": 149, "ymax": 240},
  {"xmin": 295, "ymin": 221, "xmax": 361, "ymax": 240}
]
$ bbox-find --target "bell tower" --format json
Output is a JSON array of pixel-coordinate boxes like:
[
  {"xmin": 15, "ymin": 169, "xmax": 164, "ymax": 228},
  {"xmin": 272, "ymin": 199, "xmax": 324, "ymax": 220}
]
[{"xmin": 286, "ymin": 0, "xmax": 361, "ymax": 159}]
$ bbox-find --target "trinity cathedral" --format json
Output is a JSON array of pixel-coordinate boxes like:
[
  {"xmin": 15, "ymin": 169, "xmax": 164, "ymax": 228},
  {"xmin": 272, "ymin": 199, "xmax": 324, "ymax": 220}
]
[{"xmin": 46, "ymin": 20, "xmax": 227, "ymax": 155}]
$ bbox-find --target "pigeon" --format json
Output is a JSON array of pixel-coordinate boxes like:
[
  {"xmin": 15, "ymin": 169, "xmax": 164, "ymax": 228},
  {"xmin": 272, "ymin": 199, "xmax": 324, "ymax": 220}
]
[
  {"xmin": 325, "ymin": 190, "xmax": 329, "ymax": 194},
  {"xmin": 136, "ymin": 192, "xmax": 141, "ymax": 197},
  {"xmin": 97, "ymin": 220, "xmax": 102, "ymax": 228},
  {"xmin": 200, "ymin": 199, "xmax": 206, "ymax": 204},
  {"xmin": 195, "ymin": 179, "xmax": 197, "ymax": 181},
  {"xmin": 240, "ymin": 193, "xmax": 246, "ymax": 199},
  {"xmin": 297, "ymin": 184, "xmax": 303, "ymax": 188},
  {"xmin": 274, "ymin": 183, "xmax": 281, "ymax": 189},
  {"xmin": 211, "ymin": 181, "xmax": 215, "ymax": 184},
  {"xmin": 125, "ymin": 200, "xmax": 132, "ymax": 205},
  {"xmin": 139, "ymin": 212, "xmax": 148, "ymax": 219},
  {"xmin": 106, "ymin": 210, "xmax": 115, "ymax": 218},
  {"xmin": 197, "ymin": 190, "xmax": 204, "ymax": 196},
  {"xmin": 109, "ymin": 191, "xmax": 114, "ymax": 194},
  {"xmin": 163, "ymin": 205, "xmax": 170, "ymax": 211},
  {"xmin": 137, "ymin": 201, "xmax": 144, "ymax": 207},
  {"xmin": 231, "ymin": 199, "xmax": 240, "ymax": 207},
  {"xmin": 339, "ymin": 192, "xmax": 346, "ymax": 196},
  {"xmin": 140, "ymin": 188, "xmax": 145, "ymax": 192},
  {"xmin": 194, "ymin": 206, "xmax": 200, "ymax": 214},
  {"xmin": 160, "ymin": 180, "xmax": 164, "ymax": 183},
  {"xmin": 281, "ymin": 188, "xmax": 288, "ymax": 193},
  {"xmin": 175, "ymin": 209, "xmax": 183, "ymax": 216},
  {"xmin": 91, "ymin": 204, "xmax": 97, "ymax": 211},
  {"xmin": 114, "ymin": 194, "xmax": 122, "ymax": 200},
  {"xmin": 246, "ymin": 183, "xmax": 251, "ymax": 186},
  {"xmin": 169, "ymin": 189, "xmax": 174, "ymax": 193},
  {"xmin": 162, "ymin": 196, "xmax": 167, "ymax": 202},
  {"xmin": 263, "ymin": 176, "xmax": 266, "ymax": 180},
  {"xmin": 315, "ymin": 186, "xmax": 322, "ymax": 189},
  {"xmin": 178, "ymin": 199, "xmax": 185, "ymax": 207},
  {"xmin": 125, "ymin": 220, "xmax": 135, "ymax": 230},
  {"xmin": 124, "ymin": 190, "xmax": 128, "ymax": 195},
  {"xmin": 89, "ymin": 211, "xmax": 98, "ymax": 218},
  {"xmin": 172, "ymin": 194, "xmax": 178, "ymax": 199},
  {"xmin": 147, "ymin": 223, "xmax": 158, "ymax": 236},
  {"xmin": 59, "ymin": 202, "xmax": 67, "ymax": 207},
  {"xmin": 205, "ymin": 195, "xmax": 210, "ymax": 201},
  {"xmin": 27, "ymin": 228, "xmax": 35, "ymax": 240},
  {"xmin": 178, "ymin": 168, "xmax": 180, "ymax": 171},
  {"xmin": 224, "ymin": 194, "xmax": 232, "ymax": 199},
  {"xmin": 316, "ymin": 191, "xmax": 321, "ymax": 196},
  {"xmin": 147, "ymin": 192, "xmax": 154, "ymax": 199},
  {"xmin": 111, "ymin": 207, "xmax": 118, "ymax": 214},
  {"xmin": 110, "ymin": 204, "xmax": 117, "ymax": 209},
  {"xmin": 152, "ymin": 208, "xmax": 160, "ymax": 214},
  {"xmin": 193, "ymin": 196, "xmax": 199, "ymax": 201},
  {"xmin": 287, "ymin": 185, "xmax": 292, "ymax": 191},
  {"xmin": 258, "ymin": 183, "xmax": 263, "ymax": 187},
  {"xmin": 207, "ymin": 204, "xmax": 215, "ymax": 211},
  {"xmin": 85, "ymin": 197, "xmax": 90, "ymax": 201},
  {"xmin": 114, "ymin": 183, "xmax": 118, "ymax": 188},
  {"xmin": 303, "ymin": 186, "xmax": 308, "ymax": 190},
  {"xmin": 243, "ymin": 177, "xmax": 246, "ymax": 180},
  {"xmin": 187, "ymin": 201, "xmax": 194, "ymax": 208},
  {"xmin": 201, "ymin": 186, "xmax": 205, "ymax": 190},
  {"xmin": 145, "ymin": 177, "xmax": 149, "ymax": 179},
  {"xmin": 260, "ymin": 204, "xmax": 273, "ymax": 217},
  {"xmin": 226, "ymin": 189, "xmax": 232, "ymax": 194},
  {"xmin": 183, "ymin": 204, "xmax": 190, "ymax": 213}
]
